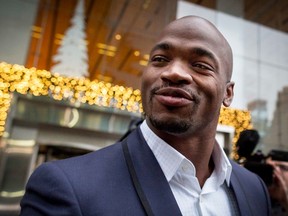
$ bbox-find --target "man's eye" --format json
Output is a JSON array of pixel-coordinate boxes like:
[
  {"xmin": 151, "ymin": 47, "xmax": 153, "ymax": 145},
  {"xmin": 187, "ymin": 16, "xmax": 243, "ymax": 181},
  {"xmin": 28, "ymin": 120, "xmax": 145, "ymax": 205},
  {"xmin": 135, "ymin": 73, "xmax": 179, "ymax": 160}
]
[
  {"xmin": 193, "ymin": 63, "xmax": 208, "ymax": 69},
  {"xmin": 151, "ymin": 56, "xmax": 168, "ymax": 62},
  {"xmin": 192, "ymin": 63, "xmax": 213, "ymax": 71}
]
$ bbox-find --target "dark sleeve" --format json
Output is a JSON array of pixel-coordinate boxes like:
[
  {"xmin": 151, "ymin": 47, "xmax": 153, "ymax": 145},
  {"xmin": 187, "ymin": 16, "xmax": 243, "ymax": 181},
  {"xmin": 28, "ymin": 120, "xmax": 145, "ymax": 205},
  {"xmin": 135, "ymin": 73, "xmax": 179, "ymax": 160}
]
[
  {"xmin": 20, "ymin": 162, "xmax": 83, "ymax": 216},
  {"xmin": 230, "ymin": 160, "xmax": 272, "ymax": 216},
  {"xmin": 257, "ymin": 174, "xmax": 272, "ymax": 216}
]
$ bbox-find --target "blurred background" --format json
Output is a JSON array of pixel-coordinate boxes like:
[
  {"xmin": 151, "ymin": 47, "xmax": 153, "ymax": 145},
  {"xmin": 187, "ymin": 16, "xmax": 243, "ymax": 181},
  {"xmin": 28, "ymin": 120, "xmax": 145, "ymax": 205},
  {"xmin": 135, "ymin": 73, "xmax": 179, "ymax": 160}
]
[{"xmin": 0, "ymin": 0, "xmax": 288, "ymax": 215}]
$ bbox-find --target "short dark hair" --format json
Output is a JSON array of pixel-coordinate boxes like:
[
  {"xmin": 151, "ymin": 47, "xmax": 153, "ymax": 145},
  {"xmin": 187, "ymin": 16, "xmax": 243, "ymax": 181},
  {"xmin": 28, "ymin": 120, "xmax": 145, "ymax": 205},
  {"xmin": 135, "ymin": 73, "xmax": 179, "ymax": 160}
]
[{"xmin": 236, "ymin": 129, "xmax": 260, "ymax": 158}]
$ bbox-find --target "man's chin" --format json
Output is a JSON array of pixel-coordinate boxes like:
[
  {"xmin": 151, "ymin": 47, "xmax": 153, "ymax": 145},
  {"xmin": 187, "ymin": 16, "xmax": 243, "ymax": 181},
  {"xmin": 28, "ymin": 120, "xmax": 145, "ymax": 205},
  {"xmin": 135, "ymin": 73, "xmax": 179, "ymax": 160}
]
[{"xmin": 149, "ymin": 117, "xmax": 190, "ymax": 134}]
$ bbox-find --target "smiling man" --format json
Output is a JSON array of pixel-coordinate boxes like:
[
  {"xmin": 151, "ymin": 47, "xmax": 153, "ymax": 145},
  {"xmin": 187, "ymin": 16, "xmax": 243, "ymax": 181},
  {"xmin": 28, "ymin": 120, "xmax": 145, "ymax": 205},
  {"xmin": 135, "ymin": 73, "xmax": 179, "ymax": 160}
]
[
  {"xmin": 141, "ymin": 16, "xmax": 235, "ymax": 187},
  {"xmin": 20, "ymin": 16, "xmax": 271, "ymax": 216}
]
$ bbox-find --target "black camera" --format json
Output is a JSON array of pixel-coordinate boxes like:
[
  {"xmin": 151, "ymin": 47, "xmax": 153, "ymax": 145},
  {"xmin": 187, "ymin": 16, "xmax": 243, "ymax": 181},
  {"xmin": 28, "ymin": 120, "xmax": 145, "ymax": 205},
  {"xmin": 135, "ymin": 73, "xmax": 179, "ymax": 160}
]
[
  {"xmin": 244, "ymin": 162, "xmax": 274, "ymax": 186},
  {"xmin": 268, "ymin": 150, "xmax": 288, "ymax": 162},
  {"xmin": 244, "ymin": 149, "xmax": 288, "ymax": 186}
]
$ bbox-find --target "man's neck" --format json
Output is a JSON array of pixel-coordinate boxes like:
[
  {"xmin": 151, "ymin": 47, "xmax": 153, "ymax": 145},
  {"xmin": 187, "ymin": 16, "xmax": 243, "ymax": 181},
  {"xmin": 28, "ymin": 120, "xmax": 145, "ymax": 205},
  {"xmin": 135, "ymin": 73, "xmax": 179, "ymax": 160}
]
[{"xmin": 170, "ymin": 138, "xmax": 215, "ymax": 187}]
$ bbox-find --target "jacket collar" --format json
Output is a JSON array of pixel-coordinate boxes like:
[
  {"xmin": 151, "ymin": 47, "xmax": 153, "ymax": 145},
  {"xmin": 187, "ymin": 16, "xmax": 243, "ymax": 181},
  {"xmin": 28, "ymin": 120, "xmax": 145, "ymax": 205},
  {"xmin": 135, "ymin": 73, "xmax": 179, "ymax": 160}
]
[
  {"xmin": 125, "ymin": 127, "xmax": 261, "ymax": 216},
  {"xmin": 124, "ymin": 127, "xmax": 182, "ymax": 216},
  {"xmin": 230, "ymin": 170, "xmax": 252, "ymax": 216}
]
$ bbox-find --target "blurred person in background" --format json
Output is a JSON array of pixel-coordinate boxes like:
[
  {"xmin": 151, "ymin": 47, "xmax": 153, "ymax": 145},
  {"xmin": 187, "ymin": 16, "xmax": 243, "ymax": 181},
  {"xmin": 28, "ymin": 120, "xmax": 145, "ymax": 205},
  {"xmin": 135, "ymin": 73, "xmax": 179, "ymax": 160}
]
[
  {"xmin": 235, "ymin": 129, "xmax": 262, "ymax": 164},
  {"xmin": 236, "ymin": 129, "xmax": 288, "ymax": 215}
]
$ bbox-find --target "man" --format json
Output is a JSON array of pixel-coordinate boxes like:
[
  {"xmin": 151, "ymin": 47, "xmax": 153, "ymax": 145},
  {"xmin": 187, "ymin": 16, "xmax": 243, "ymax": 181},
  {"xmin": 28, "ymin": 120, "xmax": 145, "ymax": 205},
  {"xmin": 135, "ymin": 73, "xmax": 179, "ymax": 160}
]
[{"xmin": 20, "ymin": 16, "xmax": 271, "ymax": 216}]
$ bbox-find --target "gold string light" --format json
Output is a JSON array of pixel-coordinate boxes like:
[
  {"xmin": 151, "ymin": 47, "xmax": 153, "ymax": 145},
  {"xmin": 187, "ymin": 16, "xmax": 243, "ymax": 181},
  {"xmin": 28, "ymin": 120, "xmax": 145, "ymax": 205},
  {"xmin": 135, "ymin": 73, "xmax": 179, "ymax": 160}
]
[
  {"xmin": 219, "ymin": 107, "xmax": 253, "ymax": 159},
  {"xmin": 0, "ymin": 62, "xmax": 252, "ymax": 159}
]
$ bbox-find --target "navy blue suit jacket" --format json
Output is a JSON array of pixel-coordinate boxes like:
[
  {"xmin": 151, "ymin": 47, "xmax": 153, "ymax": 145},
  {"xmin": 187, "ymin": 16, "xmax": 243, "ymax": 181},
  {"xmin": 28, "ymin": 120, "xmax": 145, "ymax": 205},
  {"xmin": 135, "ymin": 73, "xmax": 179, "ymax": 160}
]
[{"xmin": 20, "ymin": 127, "xmax": 271, "ymax": 216}]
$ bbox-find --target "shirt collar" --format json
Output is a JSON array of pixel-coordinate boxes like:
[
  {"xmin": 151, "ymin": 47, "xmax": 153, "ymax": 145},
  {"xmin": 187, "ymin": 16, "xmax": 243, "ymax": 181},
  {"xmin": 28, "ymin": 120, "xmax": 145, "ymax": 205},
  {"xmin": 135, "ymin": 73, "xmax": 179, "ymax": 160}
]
[
  {"xmin": 212, "ymin": 137, "xmax": 232, "ymax": 186},
  {"xmin": 140, "ymin": 120, "xmax": 232, "ymax": 186},
  {"xmin": 140, "ymin": 120, "xmax": 184, "ymax": 182}
]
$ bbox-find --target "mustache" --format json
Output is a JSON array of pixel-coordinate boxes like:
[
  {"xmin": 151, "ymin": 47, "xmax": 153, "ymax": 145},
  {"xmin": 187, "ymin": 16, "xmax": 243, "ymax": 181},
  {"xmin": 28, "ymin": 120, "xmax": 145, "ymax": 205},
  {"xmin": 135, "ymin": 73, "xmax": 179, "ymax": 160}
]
[{"xmin": 150, "ymin": 85, "xmax": 200, "ymax": 104}]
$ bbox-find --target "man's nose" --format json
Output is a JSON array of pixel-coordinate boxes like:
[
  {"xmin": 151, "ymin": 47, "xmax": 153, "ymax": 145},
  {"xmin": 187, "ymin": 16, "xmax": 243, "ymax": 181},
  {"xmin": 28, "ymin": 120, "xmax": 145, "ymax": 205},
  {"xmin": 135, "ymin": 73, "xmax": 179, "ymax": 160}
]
[{"xmin": 160, "ymin": 61, "xmax": 193, "ymax": 84}]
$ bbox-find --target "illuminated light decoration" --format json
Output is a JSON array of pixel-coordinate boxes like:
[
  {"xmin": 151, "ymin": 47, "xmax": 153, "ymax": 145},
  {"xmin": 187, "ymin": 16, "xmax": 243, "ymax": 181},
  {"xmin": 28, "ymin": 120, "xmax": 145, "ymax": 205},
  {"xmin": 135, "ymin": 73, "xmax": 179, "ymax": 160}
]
[
  {"xmin": 97, "ymin": 43, "xmax": 117, "ymax": 51},
  {"xmin": 0, "ymin": 62, "xmax": 252, "ymax": 159},
  {"xmin": 219, "ymin": 107, "xmax": 253, "ymax": 160},
  {"xmin": 55, "ymin": 33, "xmax": 64, "ymax": 39},
  {"xmin": 31, "ymin": 26, "xmax": 42, "ymax": 39},
  {"xmin": 143, "ymin": 54, "xmax": 149, "ymax": 60},
  {"xmin": 97, "ymin": 43, "xmax": 117, "ymax": 57},
  {"xmin": 139, "ymin": 54, "xmax": 150, "ymax": 66},
  {"xmin": 32, "ymin": 32, "xmax": 41, "ymax": 39},
  {"xmin": 139, "ymin": 60, "xmax": 148, "ymax": 66},
  {"xmin": 54, "ymin": 33, "xmax": 65, "ymax": 45},
  {"xmin": 95, "ymin": 74, "xmax": 113, "ymax": 83},
  {"xmin": 98, "ymin": 49, "xmax": 115, "ymax": 57},
  {"xmin": 31, "ymin": 25, "xmax": 42, "ymax": 33},
  {"xmin": 0, "ymin": 62, "xmax": 142, "ymax": 135},
  {"xmin": 134, "ymin": 51, "xmax": 140, "ymax": 57},
  {"xmin": 115, "ymin": 34, "xmax": 122, "ymax": 40}
]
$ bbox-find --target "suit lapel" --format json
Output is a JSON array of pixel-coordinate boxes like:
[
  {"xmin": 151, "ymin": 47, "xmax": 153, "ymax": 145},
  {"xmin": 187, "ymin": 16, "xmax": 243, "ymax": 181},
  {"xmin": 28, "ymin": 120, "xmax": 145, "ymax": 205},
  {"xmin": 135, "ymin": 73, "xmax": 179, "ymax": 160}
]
[
  {"xmin": 125, "ymin": 128, "xmax": 182, "ymax": 216},
  {"xmin": 230, "ymin": 166, "xmax": 253, "ymax": 216}
]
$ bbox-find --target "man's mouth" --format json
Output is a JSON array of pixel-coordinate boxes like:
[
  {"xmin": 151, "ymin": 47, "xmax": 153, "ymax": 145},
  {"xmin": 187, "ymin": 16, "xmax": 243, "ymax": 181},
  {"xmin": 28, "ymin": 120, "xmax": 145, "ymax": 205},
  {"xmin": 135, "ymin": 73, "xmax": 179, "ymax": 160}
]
[{"xmin": 154, "ymin": 87, "xmax": 194, "ymax": 107}]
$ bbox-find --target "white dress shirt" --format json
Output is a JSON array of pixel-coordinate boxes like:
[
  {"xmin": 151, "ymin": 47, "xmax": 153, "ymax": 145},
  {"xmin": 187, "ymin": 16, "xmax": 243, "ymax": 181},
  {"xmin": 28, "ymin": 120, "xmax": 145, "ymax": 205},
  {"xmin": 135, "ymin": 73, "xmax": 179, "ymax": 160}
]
[{"xmin": 140, "ymin": 120, "xmax": 239, "ymax": 216}]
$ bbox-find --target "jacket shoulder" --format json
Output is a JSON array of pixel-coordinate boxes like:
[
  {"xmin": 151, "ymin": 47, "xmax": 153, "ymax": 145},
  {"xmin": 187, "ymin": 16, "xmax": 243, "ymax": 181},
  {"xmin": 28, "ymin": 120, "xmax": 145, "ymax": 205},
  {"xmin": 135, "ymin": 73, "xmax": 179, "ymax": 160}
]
[{"xmin": 230, "ymin": 160, "xmax": 271, "ymax": 216}]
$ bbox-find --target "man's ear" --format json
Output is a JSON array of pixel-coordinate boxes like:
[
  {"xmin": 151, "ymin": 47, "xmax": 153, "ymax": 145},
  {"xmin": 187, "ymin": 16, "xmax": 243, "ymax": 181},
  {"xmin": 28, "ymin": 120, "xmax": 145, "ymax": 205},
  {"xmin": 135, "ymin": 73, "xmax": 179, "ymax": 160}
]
[{"xmin": 223, "ymin": 81, "xmax": 234, "ymax": 107}]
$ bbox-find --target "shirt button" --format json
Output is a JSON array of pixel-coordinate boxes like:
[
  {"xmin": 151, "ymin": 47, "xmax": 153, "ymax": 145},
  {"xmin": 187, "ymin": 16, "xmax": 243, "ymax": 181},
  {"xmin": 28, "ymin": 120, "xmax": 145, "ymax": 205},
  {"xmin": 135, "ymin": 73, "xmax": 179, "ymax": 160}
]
[{"xmin": 199, "ymin": 195, "xmax": 203, "ymax": 203}]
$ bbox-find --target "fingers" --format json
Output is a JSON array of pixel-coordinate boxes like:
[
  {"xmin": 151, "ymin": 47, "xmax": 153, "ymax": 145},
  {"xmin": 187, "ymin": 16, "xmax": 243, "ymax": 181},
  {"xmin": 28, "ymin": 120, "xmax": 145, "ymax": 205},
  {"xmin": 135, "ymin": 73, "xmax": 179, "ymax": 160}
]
[{"xmin": 269, "ymin": 160, "xmax": 288, "ymax": 210}]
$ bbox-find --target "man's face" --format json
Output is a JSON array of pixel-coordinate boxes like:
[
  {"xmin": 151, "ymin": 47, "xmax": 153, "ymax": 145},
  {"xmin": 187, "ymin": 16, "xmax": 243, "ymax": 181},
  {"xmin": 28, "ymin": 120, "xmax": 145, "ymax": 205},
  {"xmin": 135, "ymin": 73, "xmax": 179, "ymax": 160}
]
[{"xmin": 141, "ymin": 17, "xmax": 234, "ymax": 137}]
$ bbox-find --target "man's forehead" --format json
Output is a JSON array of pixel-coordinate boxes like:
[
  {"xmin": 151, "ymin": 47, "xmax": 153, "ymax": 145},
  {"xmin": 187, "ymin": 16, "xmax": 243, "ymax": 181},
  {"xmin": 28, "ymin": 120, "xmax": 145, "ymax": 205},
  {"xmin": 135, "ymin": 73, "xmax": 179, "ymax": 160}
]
[
  {"xmin": 162, "ymin": 17, "xmax": 220, "ymax": 40},
  {"xmin": 166, "ymin": 16, "xmax": 213, "ymax": 30},
  {"xmin": 158, "ymin": 17, "xmax": 232, "ymax": 59}
]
